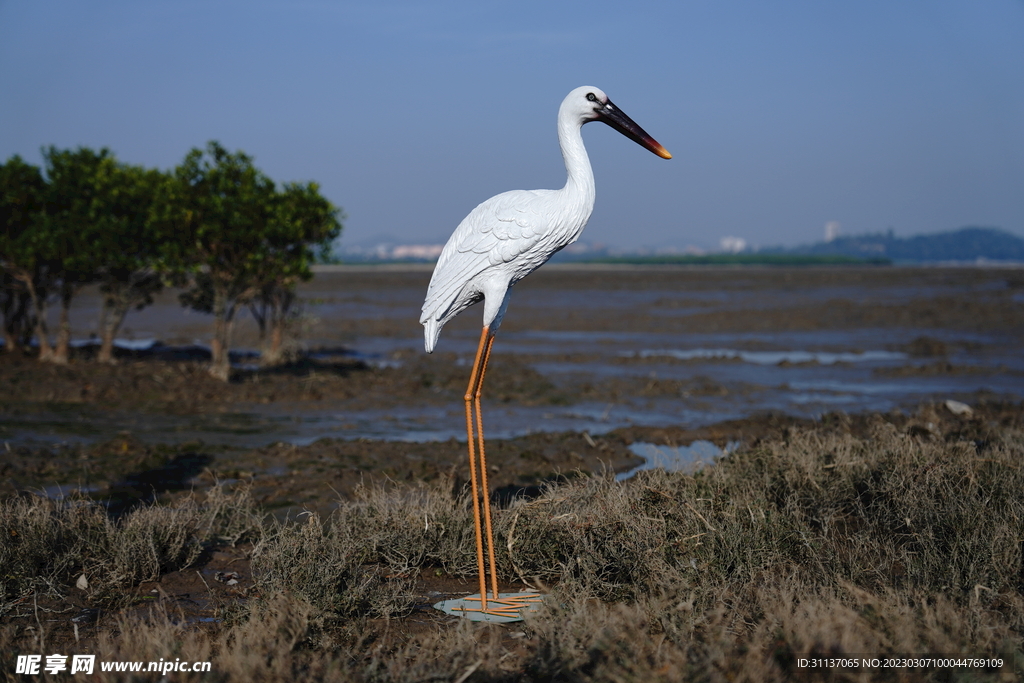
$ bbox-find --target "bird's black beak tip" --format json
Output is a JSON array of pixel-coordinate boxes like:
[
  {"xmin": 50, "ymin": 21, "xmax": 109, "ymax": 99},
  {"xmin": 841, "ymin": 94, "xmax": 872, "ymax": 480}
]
[{"xmin": 598, "ymin": 101, "xmax": 672, "ymax": 160}]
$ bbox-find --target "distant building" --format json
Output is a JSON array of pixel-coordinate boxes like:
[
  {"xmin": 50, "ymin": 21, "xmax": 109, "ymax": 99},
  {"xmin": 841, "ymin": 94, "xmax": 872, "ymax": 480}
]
[
  {"xmin": 720, "ymin": 236, "xmax": 747, "ymax": 253},
  {"xmin": 562, "ymin": 241, "xmax": 606, "ymax": 255},
  {"xmin": 825, "ymin": 221, "xmax": 841, "ymax": 242},
  {"xmin": 338, "ymin": 242, "xmax": 445, "ymax": 261},
  {"xmin": 391, "ymin": 244, "xmax": 445, "ymax": 260}
]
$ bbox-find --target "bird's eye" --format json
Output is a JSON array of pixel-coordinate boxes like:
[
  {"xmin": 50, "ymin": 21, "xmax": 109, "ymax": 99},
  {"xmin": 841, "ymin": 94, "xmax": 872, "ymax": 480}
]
[{"xmin": 586, "ymin": 93, "xmax": 597, "ymax": 102}]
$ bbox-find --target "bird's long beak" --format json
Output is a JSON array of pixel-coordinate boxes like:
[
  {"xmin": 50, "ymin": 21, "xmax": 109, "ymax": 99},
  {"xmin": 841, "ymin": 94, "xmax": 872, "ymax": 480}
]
[{"xmin": 598, "ymin": 100, "xmax": 672, "ymax": 159}]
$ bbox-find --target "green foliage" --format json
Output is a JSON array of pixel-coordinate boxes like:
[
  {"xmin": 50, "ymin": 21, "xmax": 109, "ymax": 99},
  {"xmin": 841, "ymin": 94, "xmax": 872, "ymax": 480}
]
[
  {"xmin": 0, "ymin": 156, "xmax": 48, "ymax": 287},
  {"xmin": 0, "ymin": 156, "xmax": 56, "ymax": 356},
  {"xmin": 160, "ymin": 141, "xmax": 341, "ymax": 290},
  {"xmin": 81, "ymin": 160, "xmax": 170, "ymax": 303},
  {"xmin": 160, "ymin": 141, "xmax": 342, "ymax": 376},
  {"xmin": 271, "ymin": 181, "xmax": 344, "ymax": 278},
  {"xmin": 0, "ymin": 155, "xmax": 46, "ymax": 253},
  {"xmin": 0, "ymin": 142, "xmax": 343, "ymax": 369},
  {"xmin": 42, "ymin": 146, "xmax": 119, "ymax": 284},
  {"xmin": 39, "ymin": 147, "xmax": 177, "ymax": 361},
  {"xmin": 0, "ymin": 156, "xmax": 48, "ymax": 349},
  {"xmin": 161, "ymin": 141, "xmax": 277, "ymax": 281}
]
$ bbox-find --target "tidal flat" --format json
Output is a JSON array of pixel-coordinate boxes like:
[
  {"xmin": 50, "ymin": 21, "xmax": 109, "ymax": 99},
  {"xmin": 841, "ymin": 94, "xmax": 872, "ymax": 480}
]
[{"xmin": 2, "ymin": 265, "xmax": 1023, "ymax": 680}]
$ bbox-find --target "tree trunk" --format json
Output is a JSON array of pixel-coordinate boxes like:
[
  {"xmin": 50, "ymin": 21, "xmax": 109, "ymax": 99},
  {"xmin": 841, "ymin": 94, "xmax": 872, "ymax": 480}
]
[
  {"xmin": 266, "ymin": 322, "xmax": 284, "ymax": 364},
  {"xmin": 21, "ymin": 274, "xmax": 54, "ymax": 362},
  {"xmin": 2, "ymin": 288, "xmax": 27, "ymax": 353},
  {"xmin": 209, "ymin": 282, "xmax": 232, "ymax": 381},
  {"xmin": 248, "ymin": 298, "xmax": 268, "ymax": 346},
  {"xmin": 98, "ymin": 292, "xmax": 130, "ymax": 364},
  {"xmin": 260, "ymin": 288, "xmax": 294, "ymax": 367},
  {"xmin": 52, "ymin": 282, "xmax": 74, "ymax": 364},
  {"xmin": 97, "ymin": 300, "xmax": 110, "ymax": 361},
  {"xmin": 97, "ymin": 270, "xmax": 164, "ymax": 364}
]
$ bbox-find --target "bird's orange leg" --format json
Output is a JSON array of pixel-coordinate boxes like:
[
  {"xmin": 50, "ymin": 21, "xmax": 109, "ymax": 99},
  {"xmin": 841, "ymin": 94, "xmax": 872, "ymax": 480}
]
[
  {"xmin": 474, "ymin": 330, "xmax": 499, "ymax": 600},
  {"xmin": 464, "ymin": 327, "xmax": 490, "ymax": 609},
  {"xmin": 456, "ymin": 326, "xmax": 543, "ymax": 618}
]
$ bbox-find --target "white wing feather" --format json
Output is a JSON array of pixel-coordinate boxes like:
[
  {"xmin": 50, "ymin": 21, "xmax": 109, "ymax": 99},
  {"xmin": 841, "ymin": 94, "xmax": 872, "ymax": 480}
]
[{"xmin": 420, "ymin": 189, "xmax": 561, "ymax": 351}]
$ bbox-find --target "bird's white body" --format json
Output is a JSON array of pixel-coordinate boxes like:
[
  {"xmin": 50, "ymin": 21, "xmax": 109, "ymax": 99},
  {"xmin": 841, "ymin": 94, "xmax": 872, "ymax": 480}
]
[
  {"xmin": 420, "ymin": 87, "xmax": 602, "ymax": 353},
  {"xmin": 417, "ymin": 86, "xmax": 669, "ymax": 616}
]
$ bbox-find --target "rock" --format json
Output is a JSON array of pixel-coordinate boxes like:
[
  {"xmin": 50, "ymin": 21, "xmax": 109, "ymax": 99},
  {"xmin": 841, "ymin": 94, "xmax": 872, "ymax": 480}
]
[{"xmin": 944, "ymin": 399, "xmax": 973, "ymax": 417}]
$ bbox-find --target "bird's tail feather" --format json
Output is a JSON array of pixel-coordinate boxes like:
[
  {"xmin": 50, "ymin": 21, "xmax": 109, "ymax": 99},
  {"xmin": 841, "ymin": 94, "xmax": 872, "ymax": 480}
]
[{"xmin": 423, "ymin": 318, "xmax": 440, "ymax": 353}]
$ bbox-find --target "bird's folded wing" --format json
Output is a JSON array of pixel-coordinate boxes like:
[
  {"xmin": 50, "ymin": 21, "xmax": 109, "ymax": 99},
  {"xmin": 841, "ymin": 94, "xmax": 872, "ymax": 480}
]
[
  {"xmin": 457, "ymin": 191, "xmax": 549, "ymax": 263},
  {"xmin": 422, "ymin": 190, "xmax": 553, "ymax": 324}
]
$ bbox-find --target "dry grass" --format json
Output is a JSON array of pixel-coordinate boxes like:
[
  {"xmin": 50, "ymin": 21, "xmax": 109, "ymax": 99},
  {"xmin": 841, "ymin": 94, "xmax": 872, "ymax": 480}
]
[
  {"xmin": 322, "ymin": 480, "xmax": 481, "ymax": 577},
  {"xmin": 2, "ymin": 404, "xmax": 1023, "ymax": 681},
  {"xmin": 1, "ymin": 484, "xmax": 263, "ymax": 611},
  {"xmin": 251, "ymin": 512, "xmax": 415, "ymax": 619}
]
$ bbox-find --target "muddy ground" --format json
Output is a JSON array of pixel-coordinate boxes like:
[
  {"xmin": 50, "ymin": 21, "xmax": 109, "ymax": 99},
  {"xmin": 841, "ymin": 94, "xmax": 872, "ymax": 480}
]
[
  {"xmin": 2, "ymin": 264, "xmax": 1023, "ymax": 666},
  {"xmin": 2, "ymin": 265, "xmax": 1023, "ymax": 507}
]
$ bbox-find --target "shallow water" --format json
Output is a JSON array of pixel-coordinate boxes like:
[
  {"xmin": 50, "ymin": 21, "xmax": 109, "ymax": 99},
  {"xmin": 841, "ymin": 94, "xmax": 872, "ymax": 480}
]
[
  {"xmin": 616, "ymin": 440, "xmax": 741, "ymax": 480},
  {"xmin": 5, "ymin": 265, "xmax": 1023, "ymax": 447}
]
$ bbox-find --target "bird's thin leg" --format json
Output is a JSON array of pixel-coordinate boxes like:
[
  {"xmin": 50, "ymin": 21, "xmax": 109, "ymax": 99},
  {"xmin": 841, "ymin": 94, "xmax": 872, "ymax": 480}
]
[
  {"xmin": 464, "ymin": 327, "xmax": 490, "ymax": 609},
  {"xmin": 473, "ymin": 330, "xmax": 499, "ymax": 599}
]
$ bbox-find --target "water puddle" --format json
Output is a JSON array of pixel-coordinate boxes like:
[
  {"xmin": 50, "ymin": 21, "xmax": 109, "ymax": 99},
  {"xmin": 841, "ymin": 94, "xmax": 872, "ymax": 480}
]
[
  {"xmin": 42, "ymin": 483, "xmax": 105, "ymax": 500},
  {"xmin": 627, "ymin": 348, "xmax": 907, "ymax": 365},
  {"xmin": 616, "ymin": 440, "xmax": 740, "ymax": 481}
]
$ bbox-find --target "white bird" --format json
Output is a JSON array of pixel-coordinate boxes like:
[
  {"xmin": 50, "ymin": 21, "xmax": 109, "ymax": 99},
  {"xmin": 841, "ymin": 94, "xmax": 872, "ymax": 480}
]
[{"xmin": 421, "ymin": 86, "xmax": 671, "ymax": 616}]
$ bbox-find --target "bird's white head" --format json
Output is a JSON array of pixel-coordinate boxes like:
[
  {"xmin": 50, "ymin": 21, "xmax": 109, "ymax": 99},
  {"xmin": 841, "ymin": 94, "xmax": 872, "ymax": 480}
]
[
  {"xmin": 560, "ymin": 86, "xmax": 672, "ymax": 160},
  {"xmin": 560, "ymin": 85, "xmax": 611, "ymax": 124}
]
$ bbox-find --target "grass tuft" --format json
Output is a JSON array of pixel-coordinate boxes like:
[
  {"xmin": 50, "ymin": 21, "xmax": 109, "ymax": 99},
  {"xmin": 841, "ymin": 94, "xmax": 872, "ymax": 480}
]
[
  {"xmin": 1, "ymin": 484, "xmax": 263, "ymax": 611},
  {"xmin": 251, "ymin": 511, "xmax": 414, "ymax": 618}
]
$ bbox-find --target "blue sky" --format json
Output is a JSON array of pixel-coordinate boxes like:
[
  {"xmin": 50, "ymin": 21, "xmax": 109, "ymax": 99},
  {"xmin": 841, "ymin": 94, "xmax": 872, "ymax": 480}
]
[{"xmin": 1, "ymin": 1, "xmax": 1022, "ymax": 251}]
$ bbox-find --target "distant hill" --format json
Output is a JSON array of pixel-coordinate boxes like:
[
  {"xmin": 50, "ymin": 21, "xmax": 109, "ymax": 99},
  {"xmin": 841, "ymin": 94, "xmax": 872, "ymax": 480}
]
[
  {"xmin": 586, "ymin": 254, "xmax": 890, "ymax": 266},
  {"xmin": 780, "ymin": 226, "xmax": 1024, "ymax": 262},
  {"xmin": 335, "ymin": 226, "xmax": 1024, "ymax": 265}
]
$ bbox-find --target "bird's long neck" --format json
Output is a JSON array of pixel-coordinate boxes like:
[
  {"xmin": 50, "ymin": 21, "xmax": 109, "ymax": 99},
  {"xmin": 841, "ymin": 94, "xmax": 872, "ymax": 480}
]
[{"xmin": 557, "ymin": 117, "xmax": 596, "ymax": 218}]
